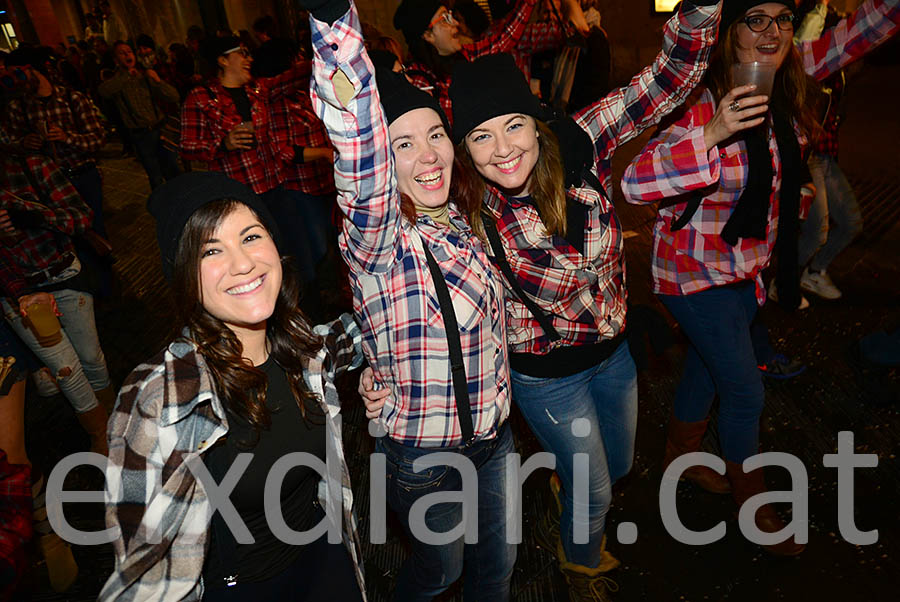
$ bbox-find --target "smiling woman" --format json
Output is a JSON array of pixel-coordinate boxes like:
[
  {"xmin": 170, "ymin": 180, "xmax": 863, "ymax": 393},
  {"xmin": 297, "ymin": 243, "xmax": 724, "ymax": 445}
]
[{"xmin": 101, "ymin": 172, "xmax": 367, "ymax": 601}]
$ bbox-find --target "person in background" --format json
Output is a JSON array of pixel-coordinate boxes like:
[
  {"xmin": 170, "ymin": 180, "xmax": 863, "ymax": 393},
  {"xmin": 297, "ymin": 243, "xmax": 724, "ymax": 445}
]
[
  {"xmin": 98, "ymin": 41, "xmax": 181, "ymax": 189},
  {"xmin": 792, "ymin": 0, "xmax": 863, "ymax": 299},
  {"xmin": 622, "ymin": 0, "xmax": 900, "ymax": 557},
  {"xmin": 394, "ymin": 0, "xmax": 587, "ymax": 125}
]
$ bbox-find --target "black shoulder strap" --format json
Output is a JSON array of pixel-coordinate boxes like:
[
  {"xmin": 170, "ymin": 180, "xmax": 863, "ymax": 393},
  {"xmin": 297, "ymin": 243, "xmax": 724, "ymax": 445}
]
[
  {"xmin": 670, "ymin": 194, "xmax": 703, "ymax": 232},
  {"xmin": 480, "ymin": 213, "xmax": 561, "ymax": 342},
  {"xmin": 420, "ymin": 238, "xmax": 475, "ymax": 444}
]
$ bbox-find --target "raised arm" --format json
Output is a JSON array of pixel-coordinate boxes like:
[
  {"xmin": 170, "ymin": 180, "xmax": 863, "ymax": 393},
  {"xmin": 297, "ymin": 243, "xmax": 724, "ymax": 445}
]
[
  {"xmin": 308, "ymin": 2, "xmax": 401, "ymax": 274},
  {"xmin": 464, "ymin": 0, "xmax": 540, "ymax": 58},
  {"xmin": 799, "ymin": 0, "xmax": 900, "ymax": 81},
  {"xmin": 573, "ymin": 0, "xmax": 721, "ymax": 163}
]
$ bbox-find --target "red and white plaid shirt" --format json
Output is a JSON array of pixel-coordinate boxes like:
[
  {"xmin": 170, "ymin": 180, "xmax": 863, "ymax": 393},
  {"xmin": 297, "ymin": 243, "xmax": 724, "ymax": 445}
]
[
  {"xmin": 268, "ymin": 89, "xmax": 336, "ymax": 196},
  {"xmin": 5, "ymin": 86, "xmax": 106, "ymax": 172},
  {"xmin": 622, "ymin": 0, "xmax": 900, "ymax": 305},
  {"xmin": 406, "ymin": 0, "xmax": 554, "ymax": 125},
  {"xmin": 310, "ymin": 6, "xmax": 510, "ymax": 448},
  {"xmin": 179, "ymin": 64, "xmax": 309, "ymax": 194},
  {"xmin": 482, "ymin": 0, "xmax": 721, "ymax": 356}
]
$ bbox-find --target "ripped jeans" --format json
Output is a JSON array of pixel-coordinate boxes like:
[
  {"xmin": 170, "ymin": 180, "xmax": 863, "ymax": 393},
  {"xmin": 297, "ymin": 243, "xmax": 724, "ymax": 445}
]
[
  {"xmin": 2, "ymin": 289, "xmax": 110, "ymax": 414},
  {"xmin": 510, "ymin": 341, "xmax": 638, "ymax": 568}
]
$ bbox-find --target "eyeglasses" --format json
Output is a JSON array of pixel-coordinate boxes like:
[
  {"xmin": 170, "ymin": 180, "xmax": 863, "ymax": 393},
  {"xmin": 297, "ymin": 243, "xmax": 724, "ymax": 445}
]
[
  {"xmin": 429, "ymin": 9, "xmax": 456, "ymax": 29},
  {"xmin": 740, "ymin": 13, "xmax": 796, "ymax": 33}
]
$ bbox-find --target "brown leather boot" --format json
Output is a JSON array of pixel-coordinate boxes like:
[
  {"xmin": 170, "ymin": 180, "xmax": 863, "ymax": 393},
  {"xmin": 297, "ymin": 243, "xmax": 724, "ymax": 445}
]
[
  {"xmin": 663, "ymin": 416, "xmax": 730, "ymax": 494},
  {"xmin": 93, "ymin": 385, "xmax": 117, "ymax": 414},
  {"xmin": 725, "ymin": 460, "xmax": 806, "ymax": 556},
  {"xmin": 75, "ymin": 405, "xmax": 109, "ymax": 456}
]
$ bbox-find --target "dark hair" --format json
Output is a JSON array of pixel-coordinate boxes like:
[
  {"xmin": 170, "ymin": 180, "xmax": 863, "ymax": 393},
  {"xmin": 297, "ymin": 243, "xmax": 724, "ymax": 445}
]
[
  {"xmin": 252, "ymin": 15, "xmax": 275, "ymax": 36},
  {"xmin": 705, "ymin": 19, "xmax": 820, "ymax": 144},
  {"xmin": 187, "ymin": 25, "xmax": 205, "ymax": 42},
  {"xmin": 172, "ymin": 200, "xmax": 324, "ymax": 444},
  {"xmin": 406, "ymin": 35, "xmax": 463, "ymax": 79},
  {"xmin": 454, "ymin": 0, "xmax": 490, "ymax": 37},
  {"xmin": 135, "ymin": 34, "xmax": 155, "ymax": 51},
  {"xmin": 112, "ymin": 40, "xmax": 131, "ymax": 52},
  {"xmin": 456, "ymin": 119, "xmax": 566, "ymax": 241}
]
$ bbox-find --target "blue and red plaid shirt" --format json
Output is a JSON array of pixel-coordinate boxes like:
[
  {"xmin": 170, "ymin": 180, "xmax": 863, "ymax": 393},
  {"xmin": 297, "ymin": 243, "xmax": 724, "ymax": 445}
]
[
  {"xmin": 179, "ymin": 63, "xmax": 309, "ymax": 194},
  {"xmin": 310, "ymin": 5, "xmax": 511, "ymax": 448},
  {"xmin": 0, "ymin": 154, "xmax": 93, "ymax": 300},
  {"xmin": 622, "ymin": 0, "xmax": 899, "ymax": 305},
  {"xmin": 482, "ymin": 0, "xmax": 722, "ymax": 356}
]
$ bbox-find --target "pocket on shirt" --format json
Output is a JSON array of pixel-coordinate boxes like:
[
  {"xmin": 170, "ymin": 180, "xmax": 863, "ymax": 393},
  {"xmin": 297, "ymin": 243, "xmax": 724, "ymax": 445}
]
[{"xmin": 423, "ymin": 250, "xmax": 488, "ymax": 334}]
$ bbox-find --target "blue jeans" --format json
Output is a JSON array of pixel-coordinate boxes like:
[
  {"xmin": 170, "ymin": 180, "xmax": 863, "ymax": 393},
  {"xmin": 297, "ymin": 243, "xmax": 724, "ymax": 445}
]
[
  {"xmin": 131, "ymin": 127, "xmax": 182, "ymax": 190},
  {"xmin": 1, "ymin": 288, "xmax": 110, "ymax": 413},
  {"xmin": 798, "ymin": 153, "xmax": 863, "ymax": 272},
  {"xmin": 511, "ymin": 341, "xmax": 637, "ymax": 568},
  {"xmin": 659, "ymin": 282, "xmax": 764, "ymax": 463},
  {"xmin": 378, "ymin": 422, "xmax": 516, "ymax": 602}
]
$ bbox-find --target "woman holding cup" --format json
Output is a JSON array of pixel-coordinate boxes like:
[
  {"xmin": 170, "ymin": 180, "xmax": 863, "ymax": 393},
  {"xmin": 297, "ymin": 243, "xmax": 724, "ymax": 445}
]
[{"xmin": 622, "ymin": 0, "xmax": 900, "ymax": 556}]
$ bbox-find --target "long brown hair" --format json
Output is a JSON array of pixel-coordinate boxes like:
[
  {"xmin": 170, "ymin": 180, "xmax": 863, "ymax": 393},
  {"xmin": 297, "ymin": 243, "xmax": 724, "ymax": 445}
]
[
  {"xmin": 456, "ymin": 118, "xmax": 567, "ymax": 241},
  {"xmin": 705, "ymin": 21, "xmax": 821, "ymax": 143},
  {"xmin": 171, "ymin": 200, "xmax": 324, "ymax": 445}
]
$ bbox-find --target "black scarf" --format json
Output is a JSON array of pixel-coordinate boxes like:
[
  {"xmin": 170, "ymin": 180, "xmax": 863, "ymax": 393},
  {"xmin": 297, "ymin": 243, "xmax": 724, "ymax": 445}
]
[{"xmin": 720, "ymin": 108, "xmax": 802, "ymax": 309}]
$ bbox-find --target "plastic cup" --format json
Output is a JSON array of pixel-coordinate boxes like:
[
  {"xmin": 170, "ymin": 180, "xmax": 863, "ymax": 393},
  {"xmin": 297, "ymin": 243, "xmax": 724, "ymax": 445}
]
[
  {"xmin": 24, "ymin": 302, "xmax": 63, "ymax": 347},
  {"xmin": 731, "ymin": 61, "xmax": 777, "ymax": 98}
]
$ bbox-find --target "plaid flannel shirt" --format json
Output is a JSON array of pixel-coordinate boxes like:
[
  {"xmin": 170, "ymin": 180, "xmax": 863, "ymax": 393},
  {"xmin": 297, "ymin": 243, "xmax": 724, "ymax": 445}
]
[
  {"xmin": 621, "ymin": 0, "xmax": 900, "ymax": 306},
  {"xmin": 179, "ymin": 65, "xmax": 309, "ymax": 194},
  {"xmin": 0, "ymin": 155, "xmax": 93, "ymax": 300},
  {"xmin": 5, "ymin": 87, "xmax": 105, "ymax": 172},
  {"xmin": 482, "ymin": 0, "xmax": 721, "ymax": 356},
  {"xmin": 100, "ymin": 314, "xmax": 366, "ymax": 601},
  {"xmin": 405, "ymin": 0, "xmax": 540, "ymax": 125},
  {"xmin": 310, "ymin": 6, "xmax": 510, "ymax": 448},
  {"xmin": 268, "ymin": 89, "xmax": 336, "ymax": 196}
]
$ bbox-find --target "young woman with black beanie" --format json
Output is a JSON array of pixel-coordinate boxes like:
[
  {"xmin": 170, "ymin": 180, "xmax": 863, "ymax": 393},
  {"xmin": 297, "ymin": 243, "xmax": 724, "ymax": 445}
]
[
  {"xmin": 447, "ymin": 1, "xmax": 722, "ymax": 598},
  {"xmin": 622, "ymin": 0, "xmax": 899, "ymax": 557},
  {"xmin": 304, "ymin": 1, "xmax": 517, "ymax": 599}
]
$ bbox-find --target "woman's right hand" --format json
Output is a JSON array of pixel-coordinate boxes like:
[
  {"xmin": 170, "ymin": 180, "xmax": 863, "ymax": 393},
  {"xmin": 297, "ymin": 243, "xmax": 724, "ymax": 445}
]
[
  {"xmin": 359, "ymin": 367, "xmax": 391, "ymax": 420},
  {"xmin": 224, "ymin": 125, "xmax": 254, "ymax": 151},
  {"xmin": 703, "ymin": 85, "xmax": 769, "ymax": 150}
]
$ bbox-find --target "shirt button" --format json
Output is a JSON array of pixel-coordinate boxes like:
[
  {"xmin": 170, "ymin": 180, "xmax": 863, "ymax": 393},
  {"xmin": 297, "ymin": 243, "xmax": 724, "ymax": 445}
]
[{"xmin": 330, "ymin": 43, "xmax": 339, "ymax": 51}]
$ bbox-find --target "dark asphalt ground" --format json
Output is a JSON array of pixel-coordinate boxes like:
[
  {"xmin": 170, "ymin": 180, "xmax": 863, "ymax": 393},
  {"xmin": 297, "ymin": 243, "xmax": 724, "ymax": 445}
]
[{"xmin": 13, "ymin": 49, "xmax": 900, "ymax": 602}]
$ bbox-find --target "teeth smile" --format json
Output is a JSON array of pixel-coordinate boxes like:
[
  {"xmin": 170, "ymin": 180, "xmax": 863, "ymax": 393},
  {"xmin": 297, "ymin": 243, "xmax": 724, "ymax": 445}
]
[
  {"xmin": 227, "ymin": 276, "xmax": 263, "ymax": 295},
  {"xmin": 414, "ymin": 171, "xmax": 442, "ymax": 184},
  {"xmin": 496, "ymin": 156, "xmax": 521, "ymax": 170}
]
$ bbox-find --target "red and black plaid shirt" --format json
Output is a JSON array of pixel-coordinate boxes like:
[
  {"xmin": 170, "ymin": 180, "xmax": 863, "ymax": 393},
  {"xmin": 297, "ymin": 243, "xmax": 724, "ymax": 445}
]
[
  {"xmin": 268, "ymin": 89, "xmax": 335, "ymax": 196},
  {"xmin": 179, "ymin": 63, "xmax": 310, "ymax": 194},
  {"xmin": 0, "ymin": 154, "xmax": 93, "ymax": 300},
  {"xmin": 5, "ymin": 86, "xmax": 106, "ymax": 172}
]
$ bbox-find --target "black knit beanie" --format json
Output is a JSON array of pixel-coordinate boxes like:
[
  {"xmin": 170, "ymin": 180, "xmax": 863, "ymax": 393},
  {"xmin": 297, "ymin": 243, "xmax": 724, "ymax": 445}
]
[
  {"xmin": 375, "ymin": 65, "xmax": 450, "ymax": 132},
  {"xmin": 147, "ymin": 172, "xmax": 281, "ymax": 282},
  {"xmin": 721, "ymin": 0, "xmax": 795, "ymax": 33},
  {"xmin": 201, "ymin": 36, "xmax": 241, "ymax": 69},
  {"xmin": 394, "ymin": 0, "xmax": 443, "ymax": 44},
  {"xmin": 449, "ymin": 52, "xmax": 542, "ymax": 143}
]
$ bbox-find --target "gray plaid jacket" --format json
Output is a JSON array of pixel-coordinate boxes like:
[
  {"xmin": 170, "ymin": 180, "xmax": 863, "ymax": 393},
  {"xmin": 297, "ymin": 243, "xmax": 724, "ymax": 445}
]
[{"xmin": 100, "ymin": 314, "xmax": 366, "ymax": 601}]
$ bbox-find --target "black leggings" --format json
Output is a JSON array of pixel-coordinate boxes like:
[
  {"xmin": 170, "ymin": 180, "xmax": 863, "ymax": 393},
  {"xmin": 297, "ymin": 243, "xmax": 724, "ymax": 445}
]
[{"xmin": 203, "ymin": 535, "xmax": 363, "ymax": 601}]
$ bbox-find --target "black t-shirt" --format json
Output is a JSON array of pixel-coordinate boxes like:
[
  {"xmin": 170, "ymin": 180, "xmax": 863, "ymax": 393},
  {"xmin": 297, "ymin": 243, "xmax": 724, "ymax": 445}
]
[
  {"xmin": 203, "ymin": 357, "xmax": 327, "ymax": 587},
  {"xmin": 223, "ymin": 85, "xmax": 252, "ymax": 122}
]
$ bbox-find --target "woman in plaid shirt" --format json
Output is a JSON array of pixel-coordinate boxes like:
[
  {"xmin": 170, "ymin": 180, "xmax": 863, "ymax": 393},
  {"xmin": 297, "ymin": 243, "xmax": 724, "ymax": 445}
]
[
  {"xmin": 307, "ymin": 0, "xmax": 518, "ymax": 598},
  {"xmin": 622, "ymin": 0, "xmax": 900, "ymax": 557},
  {"xmin": 102, "ymin": 173, "xmax": 365, "ymax": 601},
  {"xmin": 448, "ymin": 0, "xmax": 722, "ymax": 596}
]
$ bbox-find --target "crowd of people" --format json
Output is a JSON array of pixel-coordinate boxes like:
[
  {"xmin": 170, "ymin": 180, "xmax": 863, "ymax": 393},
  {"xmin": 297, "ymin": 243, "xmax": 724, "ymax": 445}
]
[{"xmin": 1, "ymin": 0, "xmax": 899, "ymax": 601}]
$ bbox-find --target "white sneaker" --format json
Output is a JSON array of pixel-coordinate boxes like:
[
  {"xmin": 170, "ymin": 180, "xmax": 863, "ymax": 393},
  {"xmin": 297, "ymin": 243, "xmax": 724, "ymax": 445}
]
[
  {"xmin": 768, "ymin": 280, "xmax": 810, "ymax": 309},
  {"xmin": 800, "ymin": 268, "xmax": 842, "ymax": 300}
]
